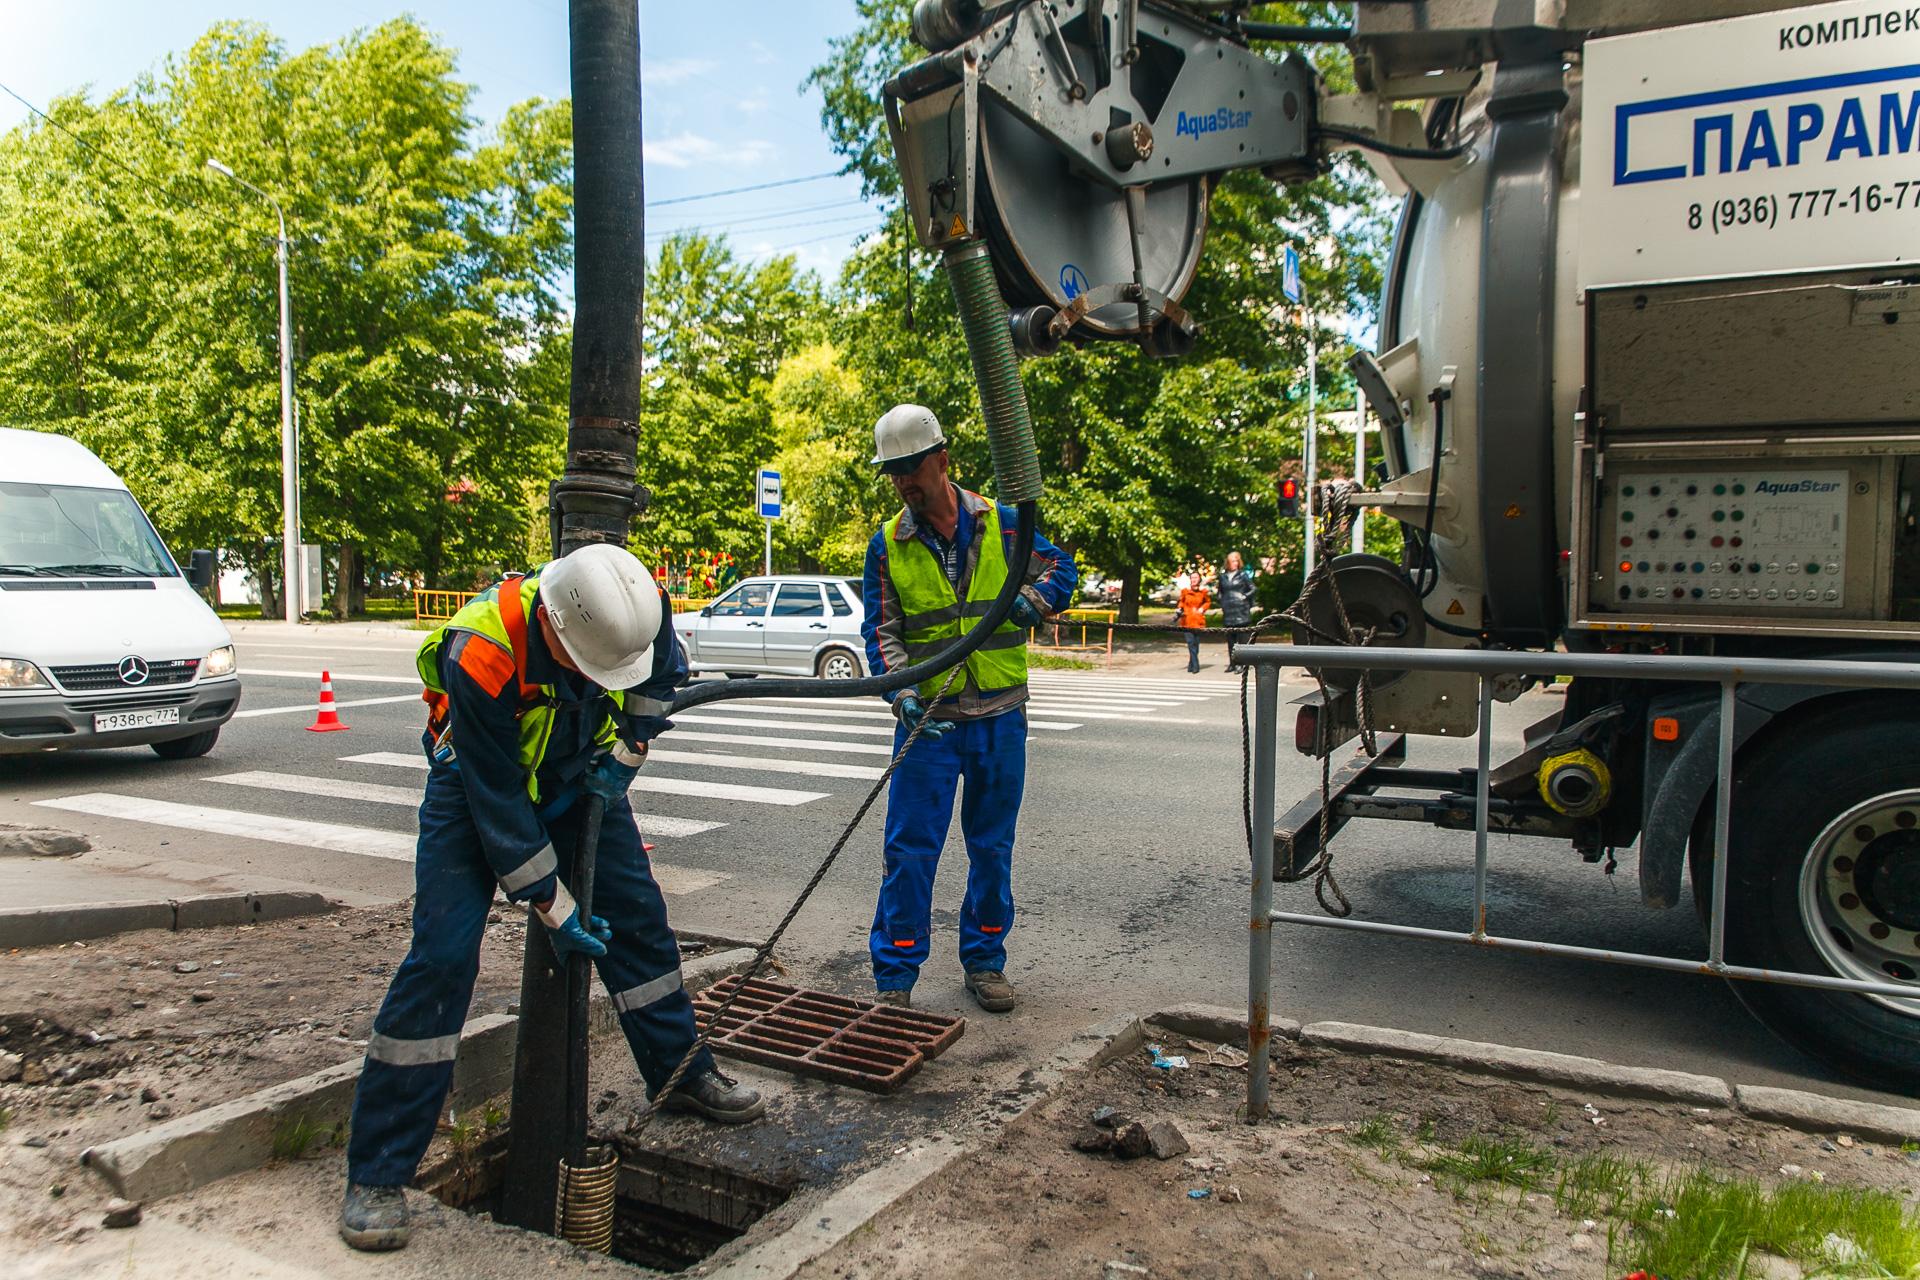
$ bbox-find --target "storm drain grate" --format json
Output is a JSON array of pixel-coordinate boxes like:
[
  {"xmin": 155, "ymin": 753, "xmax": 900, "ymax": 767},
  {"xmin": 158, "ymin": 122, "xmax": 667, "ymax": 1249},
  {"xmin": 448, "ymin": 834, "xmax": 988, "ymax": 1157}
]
[{"xmin": 691, "ymin": 977, "xmax": 965, "ymax": 1093}]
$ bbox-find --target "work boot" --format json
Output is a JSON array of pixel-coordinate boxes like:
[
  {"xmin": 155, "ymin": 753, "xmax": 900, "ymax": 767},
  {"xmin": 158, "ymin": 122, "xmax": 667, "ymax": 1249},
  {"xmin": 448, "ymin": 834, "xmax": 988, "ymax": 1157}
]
[
  {"xmin": 339, "ymin": 1183, "xmax": 410, "ymax": 1252},
  {"xmin": 964, "ymin": 970, "xmax": 1017, "ymax": 1013},
  {"xmin": 874, "ymin": 988, "xmax": 911, "ymax": 1009},
  {"xmin": 662, "ymin": 1068, "xmax": 766, "ymax": 1124}
]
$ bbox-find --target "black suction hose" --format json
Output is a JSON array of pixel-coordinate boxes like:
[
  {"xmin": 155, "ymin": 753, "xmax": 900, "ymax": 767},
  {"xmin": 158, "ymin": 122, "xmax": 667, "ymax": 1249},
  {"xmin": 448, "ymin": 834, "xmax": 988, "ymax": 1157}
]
[{"xmin": 668, "ymin": 240, "xmax": 1043, "ymax": 715}]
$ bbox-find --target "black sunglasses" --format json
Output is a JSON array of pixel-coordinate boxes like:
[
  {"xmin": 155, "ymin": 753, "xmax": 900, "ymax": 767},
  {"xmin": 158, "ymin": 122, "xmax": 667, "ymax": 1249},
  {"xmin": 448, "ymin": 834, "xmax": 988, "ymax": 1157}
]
[{"xmin": 878, "ymin": 446, "xmax": 943, "ymax": 477}]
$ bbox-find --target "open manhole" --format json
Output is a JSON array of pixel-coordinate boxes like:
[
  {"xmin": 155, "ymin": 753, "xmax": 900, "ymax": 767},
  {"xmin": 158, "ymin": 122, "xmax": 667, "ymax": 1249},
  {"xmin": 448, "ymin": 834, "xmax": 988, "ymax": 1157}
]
[{"xmin": 423, "ymin": 1132, "xmax": 792, "ymax": 1272}]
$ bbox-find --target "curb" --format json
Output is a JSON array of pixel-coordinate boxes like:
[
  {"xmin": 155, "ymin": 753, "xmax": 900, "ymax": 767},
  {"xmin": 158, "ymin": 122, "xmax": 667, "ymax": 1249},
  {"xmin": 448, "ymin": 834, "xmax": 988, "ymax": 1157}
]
[
  {"xmin": 0, "ymin": 891, "xmax": 335, "ymax": 950},
  {"xmin": 1299, "ymin": 1020, "xmax": 1735, "ymax": 1108},
  {"xmin": 707, "ymin": 1012, "xmax": 1146, "ymax": 1280},
  {"xmin": 1733, "ymin": 1083, "xmax": 1920, "ymax": 1146},
  {"xmin": 81, "ymin": 946, "xmax": 758, "ymax": 1202}
]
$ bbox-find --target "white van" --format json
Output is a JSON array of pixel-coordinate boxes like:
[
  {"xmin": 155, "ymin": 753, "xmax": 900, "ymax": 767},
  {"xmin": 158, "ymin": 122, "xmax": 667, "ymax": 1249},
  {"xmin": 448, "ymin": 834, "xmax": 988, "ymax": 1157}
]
[{"xmin": 0, "ymin": 427, "xmax": 240, "ymax": 757}]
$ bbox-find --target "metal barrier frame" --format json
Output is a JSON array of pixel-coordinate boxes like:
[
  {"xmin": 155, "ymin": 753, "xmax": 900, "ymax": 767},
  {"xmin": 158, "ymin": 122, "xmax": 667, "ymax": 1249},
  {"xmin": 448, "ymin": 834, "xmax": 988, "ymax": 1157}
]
[
  {"xmin": 1031, "ymin": 607, "xmax": 1118, "ymax": 665},
  {"xmin": 1236, "ymin": 643, "xmax": 1920, "ymax": 1120}
]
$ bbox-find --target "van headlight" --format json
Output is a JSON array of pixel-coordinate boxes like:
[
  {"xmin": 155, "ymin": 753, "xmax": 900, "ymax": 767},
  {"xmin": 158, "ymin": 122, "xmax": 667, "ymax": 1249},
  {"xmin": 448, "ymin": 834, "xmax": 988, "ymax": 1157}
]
[
  {"xmin": 202, "ymin": 646, "xmax": 237, "ymax": 678},
  {"xmin": 0, "ymin": 658, "xmax": 49, "ymax": 690}
]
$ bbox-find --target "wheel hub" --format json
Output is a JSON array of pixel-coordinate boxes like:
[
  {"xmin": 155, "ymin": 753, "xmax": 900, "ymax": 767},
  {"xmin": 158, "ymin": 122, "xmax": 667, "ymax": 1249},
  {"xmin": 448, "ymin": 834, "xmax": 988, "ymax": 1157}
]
[{"xmin": 1802, "ymin": 792, "xmax": 1920, "ymax": 1012}]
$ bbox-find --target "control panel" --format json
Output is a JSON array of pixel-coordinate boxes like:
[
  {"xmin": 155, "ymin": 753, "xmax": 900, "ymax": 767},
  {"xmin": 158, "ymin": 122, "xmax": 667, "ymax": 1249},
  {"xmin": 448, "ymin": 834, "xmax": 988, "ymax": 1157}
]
[{"xmin": 1597, "ymin": 468, "xmax": 1852, "ymax": 612}]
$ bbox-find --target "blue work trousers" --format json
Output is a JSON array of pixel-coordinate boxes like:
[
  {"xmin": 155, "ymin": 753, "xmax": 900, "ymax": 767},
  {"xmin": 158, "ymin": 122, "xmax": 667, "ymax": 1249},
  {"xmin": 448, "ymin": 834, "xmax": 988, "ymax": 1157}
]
[
  {"xmin": 871, "ymin": 707, "xmax": 1026, "ymax": 989},
  {"xmin": 346, "ymin": 765, "xmax": 711, "ymax": 1188}
]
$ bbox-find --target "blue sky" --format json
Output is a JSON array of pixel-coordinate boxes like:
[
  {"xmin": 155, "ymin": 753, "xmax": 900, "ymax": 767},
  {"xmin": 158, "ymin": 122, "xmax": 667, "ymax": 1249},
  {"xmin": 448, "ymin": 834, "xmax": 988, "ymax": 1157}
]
[{"xmin": 0, "ymin": 1, "xmax": 879, "ymax": 277}]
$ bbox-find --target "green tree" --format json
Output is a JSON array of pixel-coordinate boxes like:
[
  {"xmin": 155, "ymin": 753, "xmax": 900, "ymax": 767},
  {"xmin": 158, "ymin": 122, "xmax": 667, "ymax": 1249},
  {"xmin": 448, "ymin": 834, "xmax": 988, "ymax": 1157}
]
[{"xmin": 0, "ymin": 19, "xmax": 575, "ymax": 612}]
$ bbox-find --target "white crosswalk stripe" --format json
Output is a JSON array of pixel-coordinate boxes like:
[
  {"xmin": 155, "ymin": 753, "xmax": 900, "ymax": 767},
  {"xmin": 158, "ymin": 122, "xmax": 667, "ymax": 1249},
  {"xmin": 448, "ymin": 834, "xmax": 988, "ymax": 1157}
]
[
  {"xmin": 644, "ymin": 749, "xmax": 885, "ymax": 782},
  {"xmin": 340, "ymin": 751, "xmax": 828, "ymax": 806},
  {"xmin": 233, "ymin": 694, "xmax": 423, "ymax": 719},
  {"xmin": 673, "ymin": 710, "xmax": 1080, "ymax": 735},
  {"xmin": 206, "ymin": 770, "xmax": 726, "ymax": 838},
  {"xmin": 647, "ymin": 729, "xmax": 895, "ymax": 757}
]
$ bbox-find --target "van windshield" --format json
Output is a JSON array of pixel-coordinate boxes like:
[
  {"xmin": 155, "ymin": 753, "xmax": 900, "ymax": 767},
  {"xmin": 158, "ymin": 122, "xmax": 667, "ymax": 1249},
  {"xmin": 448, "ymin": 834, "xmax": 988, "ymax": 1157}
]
[{"xmin": 0, "ymin": 481, "xmax": 177, "ymax": 578}]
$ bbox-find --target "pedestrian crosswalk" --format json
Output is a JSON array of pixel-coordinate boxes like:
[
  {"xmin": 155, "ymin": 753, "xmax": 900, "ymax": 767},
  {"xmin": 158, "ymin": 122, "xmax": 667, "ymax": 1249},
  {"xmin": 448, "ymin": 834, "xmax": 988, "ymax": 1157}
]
[{"xmin": 31, "ymin": 670, "xmax": 1242, "ymax": 899}]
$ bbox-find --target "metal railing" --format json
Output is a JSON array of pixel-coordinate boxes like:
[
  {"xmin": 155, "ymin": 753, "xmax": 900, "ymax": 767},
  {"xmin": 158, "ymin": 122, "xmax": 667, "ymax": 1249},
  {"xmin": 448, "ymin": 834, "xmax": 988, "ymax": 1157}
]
[
  {"xmin": 1030, "ymin": 607, "xmax": 1117, "ymax": 665},
  {"xmin": 1235, "ymin": 643, "xmax": 1920, "ymax": 1120},
  {"xmin": 414, "ymin": 589, "xmax": 478, "ymax": 622}
]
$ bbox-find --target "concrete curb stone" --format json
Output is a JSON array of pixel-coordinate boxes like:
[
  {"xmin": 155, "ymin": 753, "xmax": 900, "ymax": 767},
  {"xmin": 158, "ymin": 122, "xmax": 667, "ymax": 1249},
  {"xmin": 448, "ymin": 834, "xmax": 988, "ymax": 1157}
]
[
  {"xmin": 1150, "ymin": 1002, "xmax": 1301, "ymax": 1046},
  {"xmin": 1300, "ymin": 1020, "xmax": 1735, "ymax": 1108},
  {"xmin": 0, "ymin": 891, "xmax": 336, "ymax": 949},
  {"xmin": 81, "ymin": 946, "xmax": 758, "ymax": 1202},
  {"xmin": 1733, "ymin": 1083, "xmax": 1920, "ymax": 1145}
]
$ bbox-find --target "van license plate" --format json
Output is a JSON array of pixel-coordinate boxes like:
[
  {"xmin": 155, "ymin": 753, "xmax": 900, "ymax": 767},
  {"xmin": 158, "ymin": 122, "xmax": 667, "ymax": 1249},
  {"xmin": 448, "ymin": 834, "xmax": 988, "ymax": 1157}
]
[{"xmin": 95, "ymin": 708, "xmax": 180, "ymax": 733}]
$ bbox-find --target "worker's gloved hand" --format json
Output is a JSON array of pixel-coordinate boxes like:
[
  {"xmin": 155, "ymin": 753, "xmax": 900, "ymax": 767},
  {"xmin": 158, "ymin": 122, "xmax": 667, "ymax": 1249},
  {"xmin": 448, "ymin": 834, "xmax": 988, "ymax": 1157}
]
[
  {"xmin": 533, "ymin": 885, "xmax": 610, "ymax": 960},
  {"xmin": 896, "ymin": 694, "xmax": 955, "ymax": 741},
  {"xmin": 1008, "ymin": 596, "xmax": 1045, "ymax": 630},
  {"xmin": 584, "ymin": 748, "xmax": 641, "ymax": 802}
]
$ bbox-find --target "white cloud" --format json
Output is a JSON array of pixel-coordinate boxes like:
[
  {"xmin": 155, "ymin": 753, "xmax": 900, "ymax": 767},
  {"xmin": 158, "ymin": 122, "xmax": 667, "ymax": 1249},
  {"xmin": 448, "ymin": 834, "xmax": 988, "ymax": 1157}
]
[
  {"xmin": 738, "ymin": 88, "xmax": 772, "ymax": 115},
  {"xmin": 746, "ymin": 41, "xmax": 778, "ymax": 66},
  {"xmin": 645, "ymin": 132, "xmax": 777, "ymax": 169},
  {"xmin": 641, "ymin": 57, "xmax": 717, "ymax": 86}
]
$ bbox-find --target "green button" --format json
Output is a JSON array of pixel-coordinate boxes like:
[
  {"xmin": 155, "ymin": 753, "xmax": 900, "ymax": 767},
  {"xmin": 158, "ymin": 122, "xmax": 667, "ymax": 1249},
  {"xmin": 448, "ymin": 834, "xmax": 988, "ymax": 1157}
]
[
  {"xmin": 1713, "ymin": 484, "xmax": 1727, "ymax": 495},
  {"xmin": 1711, "ymin": 510, "xmax": 1725, "ymax": 522},
  {"xmin": 1732, "ymin": 510, "xmax": 1745, "ymax": 521},
  {"xmin": 1622, "ymin": 485, "xmax": 1636, "ymax": 497},
  {"xmin": 1733, "ymin": 483, "xmax": 1746, "ymax": 495},
  {"xmin": 1807, "ymin": 562, "xmax": 1821, "ymax": 575},
  {"xmin": 1622, "ymin": 510, "xmax": 1634, "ymax": 522}
]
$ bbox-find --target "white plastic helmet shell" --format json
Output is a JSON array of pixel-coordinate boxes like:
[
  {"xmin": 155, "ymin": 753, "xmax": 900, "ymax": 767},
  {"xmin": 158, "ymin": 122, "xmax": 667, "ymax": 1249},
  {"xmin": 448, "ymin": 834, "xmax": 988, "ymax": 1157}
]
[
  {"xmin": 871, "ymin": 403, "xmax": 946, "ymax": 465},
  {"xmin": 537, "ymin": 544, "xmax": 662, "ymax": 690}
]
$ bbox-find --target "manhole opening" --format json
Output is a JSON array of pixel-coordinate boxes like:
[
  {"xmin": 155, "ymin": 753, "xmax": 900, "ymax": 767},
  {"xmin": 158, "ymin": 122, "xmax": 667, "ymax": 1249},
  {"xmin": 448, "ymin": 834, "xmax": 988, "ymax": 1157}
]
[{"xmin": 424, "ymin": 1131, "xmax": 793, "ymax": 1272}]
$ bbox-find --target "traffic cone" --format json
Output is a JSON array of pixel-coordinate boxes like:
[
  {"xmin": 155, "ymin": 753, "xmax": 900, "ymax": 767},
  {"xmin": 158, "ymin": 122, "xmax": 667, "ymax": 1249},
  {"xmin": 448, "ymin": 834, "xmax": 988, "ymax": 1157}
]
[{"xmin": 306, "ymin": 671, "xmax": 350, "ymax": 733}]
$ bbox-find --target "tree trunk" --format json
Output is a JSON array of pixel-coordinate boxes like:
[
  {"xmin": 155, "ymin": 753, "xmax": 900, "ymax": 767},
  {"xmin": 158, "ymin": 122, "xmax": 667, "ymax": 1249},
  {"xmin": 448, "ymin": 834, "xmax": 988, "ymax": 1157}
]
[
  {"xmin": 350, "ymin": 548, "xmax": 367, "ymax": 615},
  {"xmin": 333, "ymin": 543, "xmax": 356, "ymax": 620},
  {"xmin": 1119, "ymin": 564, "xmax": 1142, "ymax": 625}
]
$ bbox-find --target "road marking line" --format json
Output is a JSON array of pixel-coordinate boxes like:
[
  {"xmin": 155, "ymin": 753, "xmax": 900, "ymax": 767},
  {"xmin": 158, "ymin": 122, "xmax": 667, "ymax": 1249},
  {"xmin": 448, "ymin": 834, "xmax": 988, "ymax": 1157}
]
[
  {"xmin": 645, "ymin": 749, "xmax": 885, "ymax": 781},
  {"xmin": 34, "ymin": 793, "xmax": 416, "ymax": 861},
  {"xmin": 206, "ymin": 771, "xmax": 725, "ymax": 838},
  {"xmin": 232, "ymin": 694, "xmax": 422, "ymax": 719},
  {"xmin": 238, "ymin": 643, "xmax": 426, "ymax": 655},
  {"xmin": 652, "ymin": 730, "xmax": 896, "ymax": 757},
  {"xmin": 244, "ymin": 668, "xmax": 422, "ymax": 686},
  {"xmin": 673, "ymin": 711, "xmax": 1079, "ymax": 735},
  {"xmin": 341, "ymin": 751, "xmax": 827, "ymax": 805}
]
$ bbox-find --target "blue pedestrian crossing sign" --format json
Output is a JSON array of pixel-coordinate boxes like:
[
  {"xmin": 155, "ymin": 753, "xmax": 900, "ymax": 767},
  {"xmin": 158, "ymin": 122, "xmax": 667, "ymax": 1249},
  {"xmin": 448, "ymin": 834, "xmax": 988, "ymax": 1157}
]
[
  {"xmin": 756, "ymin": 468, "xmax": 783, "ymax": 519},
  {"xmin": 1282, "ymin": 244, "xmax": 1302, "ymax": 304}
]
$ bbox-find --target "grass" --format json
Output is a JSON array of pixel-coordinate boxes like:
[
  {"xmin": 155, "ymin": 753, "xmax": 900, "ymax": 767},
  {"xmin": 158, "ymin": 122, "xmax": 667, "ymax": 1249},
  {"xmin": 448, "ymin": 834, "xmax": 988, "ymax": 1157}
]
[
  {"xmin": 270, "ymin": 1114, "xmax": 330, "ymax": 1161},
  {"xmin": 1380, "ymin": 1123, "xmax": 1920, "ymax": 1280},
  {"xmin": 0, "ymin": 1106, "xmax": 10, "ymax": 1133},
  {"xmin": 1027, "ymin": 650, "xmax": 1098, "ymax": 671}
]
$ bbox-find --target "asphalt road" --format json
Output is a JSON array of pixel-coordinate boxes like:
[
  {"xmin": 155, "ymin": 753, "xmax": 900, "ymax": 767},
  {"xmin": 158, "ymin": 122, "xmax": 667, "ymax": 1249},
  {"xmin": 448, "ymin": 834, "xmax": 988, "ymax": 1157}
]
[{"xmin": 4, "ymin": 620, "xmax": 1902, "ymax": 1104}]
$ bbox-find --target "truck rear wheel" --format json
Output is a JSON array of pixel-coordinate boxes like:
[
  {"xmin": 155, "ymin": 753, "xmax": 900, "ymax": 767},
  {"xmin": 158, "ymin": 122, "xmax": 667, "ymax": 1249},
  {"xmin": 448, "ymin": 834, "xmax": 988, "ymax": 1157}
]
[{"xmin": 1714, "ymin": 706, "xmax": 1920, "ymax": 1090}]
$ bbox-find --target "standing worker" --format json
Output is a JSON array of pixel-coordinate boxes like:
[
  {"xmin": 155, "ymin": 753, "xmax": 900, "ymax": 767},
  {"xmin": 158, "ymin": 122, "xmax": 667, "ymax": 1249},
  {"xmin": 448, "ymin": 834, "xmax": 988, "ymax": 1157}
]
[
  {"xmin": 1177, "ymin": 572, "xmax": 1211, "ymax": 673},
  {"xmin": 338, "ymin": 544, "xmax": 763, "ymax": 1253},
  {"xmin": 1217, "ymin": 550, "xmax": 1255, "ymax": 670},
  {"xmin": 861, "ymin": 404, "xmax": 1077, "ymax": 1013}
]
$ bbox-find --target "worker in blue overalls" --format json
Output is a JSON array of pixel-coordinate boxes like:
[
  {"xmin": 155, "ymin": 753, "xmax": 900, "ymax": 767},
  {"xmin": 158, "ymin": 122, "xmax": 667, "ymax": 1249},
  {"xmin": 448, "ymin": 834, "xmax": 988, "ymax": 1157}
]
[
  {"xmin": 861, "ymin": 404, "xmax": 1078, "ymax": 1013},
  {"xmin": 339, "ymin": 544, "xmax": 762, "ymax": 1252}
]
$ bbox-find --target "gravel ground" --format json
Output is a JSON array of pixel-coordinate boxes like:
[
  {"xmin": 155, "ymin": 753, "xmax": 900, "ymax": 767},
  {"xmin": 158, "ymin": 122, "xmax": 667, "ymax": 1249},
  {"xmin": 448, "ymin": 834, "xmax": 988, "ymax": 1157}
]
[{"xmin": 797, "ymin": 1020, "xmax": 1920, "ymax": 1280}]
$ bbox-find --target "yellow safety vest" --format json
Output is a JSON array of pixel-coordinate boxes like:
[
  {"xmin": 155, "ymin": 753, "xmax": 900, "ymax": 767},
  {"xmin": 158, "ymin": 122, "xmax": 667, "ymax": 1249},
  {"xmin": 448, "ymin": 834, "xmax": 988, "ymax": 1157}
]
[{"xmin": 884, "ymin": 503, "xmax": 1028, "ymax": 702}]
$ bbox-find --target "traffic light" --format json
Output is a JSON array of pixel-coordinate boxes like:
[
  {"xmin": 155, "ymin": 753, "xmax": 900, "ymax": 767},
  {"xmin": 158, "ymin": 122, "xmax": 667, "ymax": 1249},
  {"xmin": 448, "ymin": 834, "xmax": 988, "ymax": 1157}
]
[{"xmin": 1276, "ymin": 476, "xmax": 1301, "ymax": 519}]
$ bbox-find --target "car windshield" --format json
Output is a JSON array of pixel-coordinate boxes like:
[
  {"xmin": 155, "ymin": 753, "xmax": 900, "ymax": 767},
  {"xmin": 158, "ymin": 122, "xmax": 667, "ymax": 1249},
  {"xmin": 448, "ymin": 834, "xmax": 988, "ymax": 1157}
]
[{"xmin": 0, "ymin": 481, "xmax": 176, "ymax": 577}]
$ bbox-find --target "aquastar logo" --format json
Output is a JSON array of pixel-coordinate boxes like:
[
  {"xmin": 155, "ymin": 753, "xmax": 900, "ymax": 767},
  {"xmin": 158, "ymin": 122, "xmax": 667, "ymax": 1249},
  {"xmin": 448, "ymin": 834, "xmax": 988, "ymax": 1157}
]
[
  {"xmin": 1174, "ymin": 107, "xmax": 1253, "ymax": 140},
  {"xmin": 1755, "ymin": 479, "xmax": 1844, "ymax": 495}
]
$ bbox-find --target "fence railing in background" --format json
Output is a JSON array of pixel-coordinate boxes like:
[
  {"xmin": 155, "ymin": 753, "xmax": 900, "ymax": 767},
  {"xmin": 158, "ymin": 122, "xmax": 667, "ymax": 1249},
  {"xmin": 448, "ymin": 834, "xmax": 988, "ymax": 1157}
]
[
  {"xmin": 1030, "ymin": 607, "xmax": 1117, "ymax": 666},
  {"xmin": 414, "ymin": 589, "xmax": 477, "ymax": 623},
  {"xmin": 671, "ymin": 598, "xmax": 713, "ymax": 614}
]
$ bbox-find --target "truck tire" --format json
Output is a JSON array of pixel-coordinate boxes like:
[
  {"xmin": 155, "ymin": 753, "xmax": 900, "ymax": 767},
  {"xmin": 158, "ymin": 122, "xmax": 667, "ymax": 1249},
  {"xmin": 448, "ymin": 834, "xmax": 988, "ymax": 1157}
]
[
  {"xmin": 1711, "ymin": 703, "xmax": 1920, "ymax": 1089},
  {"xmin": 152, "ymin": 727, "xmax": 220, "ymax": 760}
]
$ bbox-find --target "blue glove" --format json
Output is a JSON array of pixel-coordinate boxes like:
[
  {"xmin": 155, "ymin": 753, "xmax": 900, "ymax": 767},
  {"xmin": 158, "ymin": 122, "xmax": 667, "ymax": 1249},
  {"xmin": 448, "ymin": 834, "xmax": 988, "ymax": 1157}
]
[
  {"xmin": 534, "ymin": 886, "xmax": 610, "ymax": 959},
  {"xmin": 896, "ymin": 694, "xmax": 955, "ymax": 740},
  {"xmin": 1009, "ymin": 595, "xmax": 1045, "ymax": 629},
  {"xmin": 584, "ymin": 748, "xmax": 641, "ymax": 802}
]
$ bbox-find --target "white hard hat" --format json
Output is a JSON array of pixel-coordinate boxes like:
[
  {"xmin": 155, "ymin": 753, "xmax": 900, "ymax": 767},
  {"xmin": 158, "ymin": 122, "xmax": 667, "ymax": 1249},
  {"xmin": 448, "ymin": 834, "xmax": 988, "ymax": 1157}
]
[
  {"xmin": 537, "ymin": 544, "xmax": 662, "ymax": 690},
  {"xmin": 872, "ymin": 403, "xmax": 946, "ymax": 466}
]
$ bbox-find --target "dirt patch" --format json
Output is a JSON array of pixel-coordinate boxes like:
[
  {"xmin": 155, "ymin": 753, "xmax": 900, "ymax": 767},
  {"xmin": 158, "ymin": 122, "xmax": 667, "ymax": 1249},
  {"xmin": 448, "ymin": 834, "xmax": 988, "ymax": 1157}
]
[
  {"xmin": 798, "ymin": 1022, "xmax": 1920, "ymax": 1280},
  {"xmin": 0, "ymin": 903, "xmax": 718, "ymax": 1247}
]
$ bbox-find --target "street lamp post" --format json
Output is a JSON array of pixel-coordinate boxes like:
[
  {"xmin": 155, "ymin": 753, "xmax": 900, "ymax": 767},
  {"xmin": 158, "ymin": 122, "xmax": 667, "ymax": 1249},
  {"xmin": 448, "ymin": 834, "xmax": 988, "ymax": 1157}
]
[{"xmin": 206, "ymin": 159, "xmax": 300, "ymax": 622}]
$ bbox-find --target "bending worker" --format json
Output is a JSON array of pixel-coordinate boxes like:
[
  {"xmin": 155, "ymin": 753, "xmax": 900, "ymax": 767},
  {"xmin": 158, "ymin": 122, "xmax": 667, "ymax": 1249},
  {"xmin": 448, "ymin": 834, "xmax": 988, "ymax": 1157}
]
[
  {"xmin": 861, "ymin": 404, "xmax": 1077, "ymax": 1012},
  {"xmin": 339, "ymin": 544, "xmax": 762, "ymax": 1253}
]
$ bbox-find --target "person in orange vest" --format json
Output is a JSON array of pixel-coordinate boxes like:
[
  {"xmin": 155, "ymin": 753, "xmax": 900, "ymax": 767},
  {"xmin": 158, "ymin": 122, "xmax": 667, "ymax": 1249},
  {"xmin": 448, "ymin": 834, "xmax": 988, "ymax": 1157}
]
[{"xmin": 1177, "ymin": 572, "xmax": 1210, "ymax": 673}]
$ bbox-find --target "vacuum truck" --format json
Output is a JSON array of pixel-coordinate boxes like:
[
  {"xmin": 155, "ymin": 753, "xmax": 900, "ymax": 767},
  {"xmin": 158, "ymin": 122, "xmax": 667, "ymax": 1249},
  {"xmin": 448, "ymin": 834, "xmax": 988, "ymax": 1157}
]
[{"xmin": 884, "ymin": 0, "xmax": 1920, "ymax": 1086}]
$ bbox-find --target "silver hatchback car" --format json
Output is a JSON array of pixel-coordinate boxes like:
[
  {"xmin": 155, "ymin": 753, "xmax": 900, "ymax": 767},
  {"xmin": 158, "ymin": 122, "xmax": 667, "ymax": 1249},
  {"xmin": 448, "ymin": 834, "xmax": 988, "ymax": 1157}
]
[{"xmin": 674, "ymin": 575, "xmax": 869, "ymax": 679}]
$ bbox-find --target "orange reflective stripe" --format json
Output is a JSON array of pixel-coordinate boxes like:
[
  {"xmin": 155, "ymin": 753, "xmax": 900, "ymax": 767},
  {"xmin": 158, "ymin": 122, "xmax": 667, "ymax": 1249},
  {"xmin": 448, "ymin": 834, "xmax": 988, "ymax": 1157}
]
[
  {"xmin": 978, "ymin": 925, "xmax": 1004, "ymax": 934},
  {"xmin": 455, "ymin": 634, "xmax": 517, "ymax": 698},
  {"xmin": 892, "ymin": 939, "xmax": 915, "ymax": 947},
  {"xmin": 495, "ymin": 573, "xmax": 537, "ymax": 702}
]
